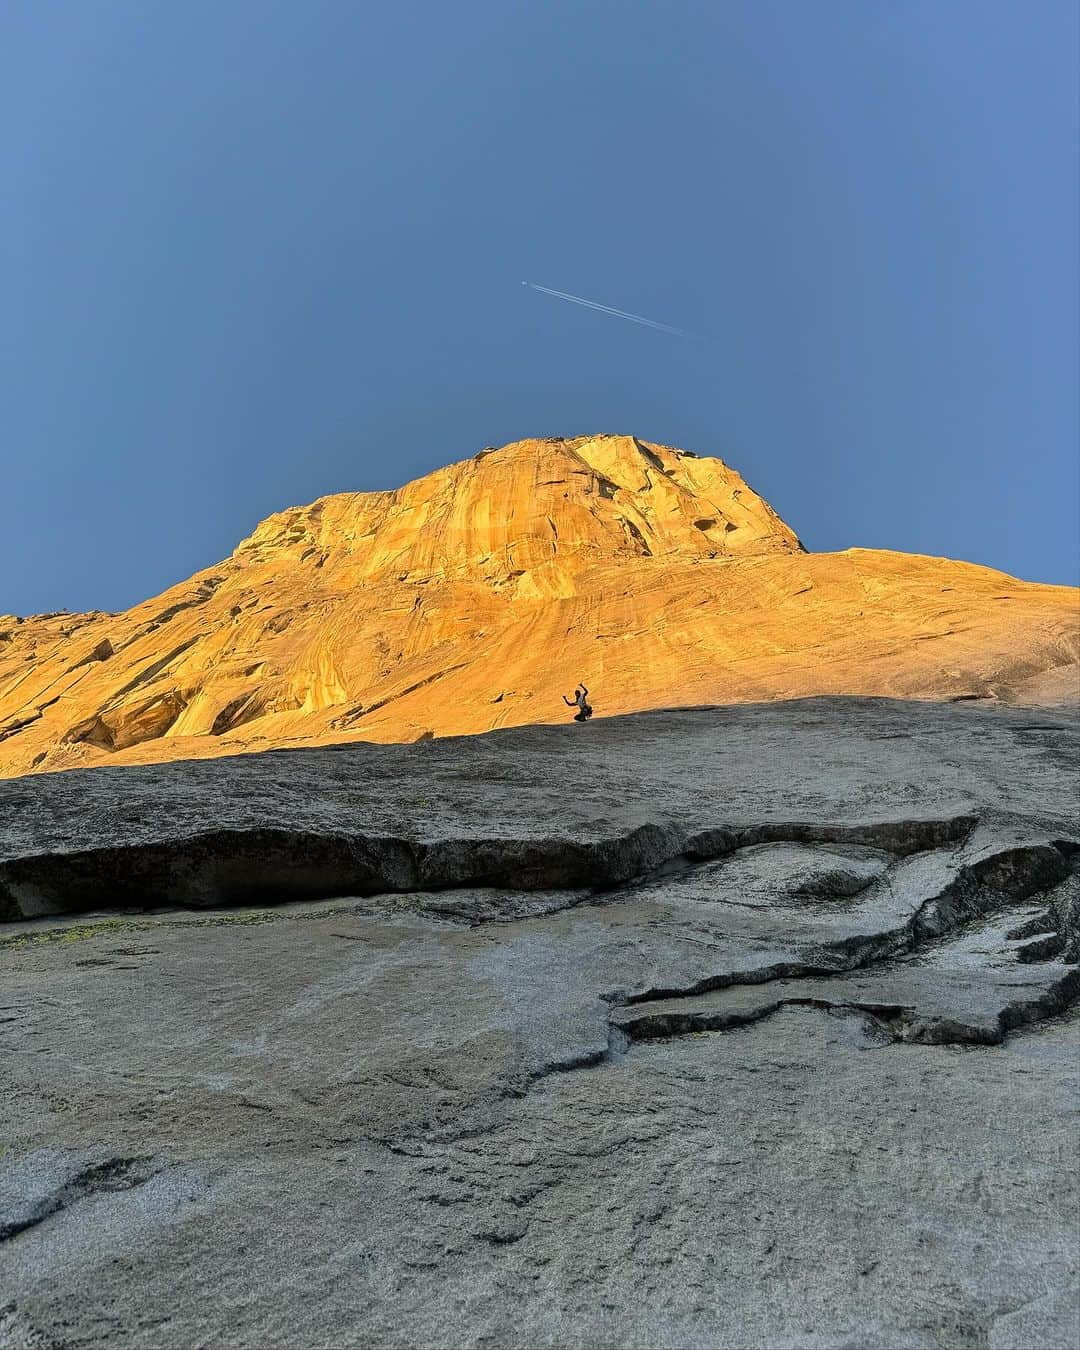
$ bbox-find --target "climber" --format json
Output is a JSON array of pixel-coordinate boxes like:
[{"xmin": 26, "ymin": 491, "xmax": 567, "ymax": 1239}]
[{"xmin": 562, "ymin": 684, "xmax": 593, "ymax": 722}]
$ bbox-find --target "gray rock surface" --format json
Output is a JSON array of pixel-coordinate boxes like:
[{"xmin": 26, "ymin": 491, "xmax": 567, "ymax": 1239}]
[{"xmin": 1, "ymin": 697, "xmax": 1078, "ymax": 1349}]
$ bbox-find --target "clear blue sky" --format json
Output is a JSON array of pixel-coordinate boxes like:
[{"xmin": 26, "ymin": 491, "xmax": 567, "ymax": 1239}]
[{"xmin": 4, "ymin": 0, "xmax": 1078, "ymax": 614}]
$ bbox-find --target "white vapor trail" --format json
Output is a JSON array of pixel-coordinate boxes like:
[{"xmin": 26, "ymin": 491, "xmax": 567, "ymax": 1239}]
[{"xmin": 522, "ymin": 281, "xmax": 706, "ymax": 340}]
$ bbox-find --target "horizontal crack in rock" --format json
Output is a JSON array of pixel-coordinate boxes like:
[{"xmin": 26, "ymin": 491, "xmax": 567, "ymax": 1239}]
[
  {"xmin": 0, "ymin": 815, "xmax": 977, "ymax": 922},
  {"xmin": 613, "ymin": 964, "xmax": 1080, "ymax": 1050}
]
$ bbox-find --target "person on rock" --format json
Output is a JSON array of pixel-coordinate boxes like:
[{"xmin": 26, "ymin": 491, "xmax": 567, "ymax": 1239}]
[{"xmin": 562, "ymin": 684, "xmax": 593, "ymax": 722}]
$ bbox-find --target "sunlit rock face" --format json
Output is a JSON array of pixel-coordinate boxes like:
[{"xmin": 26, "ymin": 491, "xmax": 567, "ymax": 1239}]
[{"xmin": 0, "ymin": 433, "xmax": 1076, "ymax": 777}]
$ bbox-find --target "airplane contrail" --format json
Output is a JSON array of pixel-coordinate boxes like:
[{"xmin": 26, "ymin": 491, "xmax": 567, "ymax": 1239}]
[{"xmin": 522, "ymin": 280, "xmax": 707, "ymax": 341}]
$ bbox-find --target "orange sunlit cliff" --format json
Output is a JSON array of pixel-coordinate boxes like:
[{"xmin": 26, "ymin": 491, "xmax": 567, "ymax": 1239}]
[{"xmin": 2, "ymin": 434, "xmax": 1077, "ymax": 778}]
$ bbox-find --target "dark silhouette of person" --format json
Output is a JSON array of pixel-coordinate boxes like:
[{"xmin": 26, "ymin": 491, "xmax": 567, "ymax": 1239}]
[{"xmin": 562, "ymin": 684, "xmax": 593, "ymax": 722}]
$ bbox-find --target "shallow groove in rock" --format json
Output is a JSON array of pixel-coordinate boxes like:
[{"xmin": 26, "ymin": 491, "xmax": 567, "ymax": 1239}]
[
  {"xmin": 0, "ymin": 1157, "xmax": 161, "ymax": 1244},
  {"xmin": 615, "ymin": 840, "xmax": 1072, "ymax": 1010},
  {"xmin": 686, "ymin": 814, "xmax": 977, "ymax": 861},
  {"xmin": 599, "ymin": 855, "xmax": 1080, "ymax": 1051}
]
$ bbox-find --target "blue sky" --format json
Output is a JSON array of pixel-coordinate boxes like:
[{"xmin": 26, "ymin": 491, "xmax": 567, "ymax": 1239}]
[{"xmin": 3, "ymin": 0, "xmax": 1077, "ymax": 613}]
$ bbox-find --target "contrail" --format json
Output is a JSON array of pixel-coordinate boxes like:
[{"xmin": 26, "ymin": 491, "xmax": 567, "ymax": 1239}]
[{"xmin": 522, "ymin": 280, "xmax": 707, "ymax": 341}]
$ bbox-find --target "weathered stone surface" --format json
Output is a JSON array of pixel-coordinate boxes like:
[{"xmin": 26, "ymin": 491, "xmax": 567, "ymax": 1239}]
[
  {"xmin": 1, "ymin": 698, "xmax": 1079, "ymax": 1348},
  {"xmin": 1, "ymin": 435, "xmax": 1076, "ymax": 779}
]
